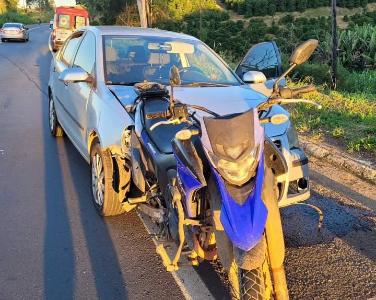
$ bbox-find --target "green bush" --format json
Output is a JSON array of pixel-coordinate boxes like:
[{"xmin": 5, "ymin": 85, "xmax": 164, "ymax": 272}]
[
  {"xmin": 0, "ymin": 10, "xmax": 52, "ymax": 26},
  {"xmin": 337, "ymin": 67, "xmax": 376, "ymax": 94},
  {"xmin": 0, "ymin": 11, "xmax": 32, "ymax": 26},
  {"xmin": 290, "ymin": 63, "xmax": 332, "ymax": 85},
  {"xmin": 225, "ymin": 0, "xmax": 333, "ymax": 16},
  {"xmin": 289, "ymin": 62, "xmax": 376, "ymax": 94}
]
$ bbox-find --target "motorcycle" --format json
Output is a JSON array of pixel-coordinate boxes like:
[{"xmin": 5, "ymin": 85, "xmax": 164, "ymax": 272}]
[{"xmin": 121, "ymin": 39, "xmax": 321, "ymax": 299}]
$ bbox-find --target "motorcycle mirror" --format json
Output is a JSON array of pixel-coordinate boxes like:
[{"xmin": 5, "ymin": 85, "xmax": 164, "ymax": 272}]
[
  {"xmin": 169, "ymin": 65, "xmax": 181, "ymax": 86},
  {"xmin": 289, "ymin": 39, "xmax": 318, "ymax": 66},
  {"xmin": 273, "ymin": 39, "xmax": 318, "ymax": 94}
]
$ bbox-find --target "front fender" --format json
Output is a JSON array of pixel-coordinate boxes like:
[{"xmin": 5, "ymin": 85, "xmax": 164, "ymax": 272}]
[{"xmin": 213, "ymin": 155, "xmax": 268, "ymax": 252}]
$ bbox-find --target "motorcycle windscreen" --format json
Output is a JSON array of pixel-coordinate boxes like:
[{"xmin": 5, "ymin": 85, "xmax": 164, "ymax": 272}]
[
  {"xmin": 203, "ymin": 110, "xmax": 256, "ymax": 161},
  {"xmin": 212, "ymin": 156, "xmax": 267, "ymax": 251}
]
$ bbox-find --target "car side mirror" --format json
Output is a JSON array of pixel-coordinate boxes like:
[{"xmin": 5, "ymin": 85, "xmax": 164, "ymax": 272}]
[
  {"xmin": 59, "ymin": 67, "xmax": 92, "ymax": 84},
  {"xmin": 289, "ymin": 39, "xmax": 318, "ymax": 66},
  {"xmin": 243, "ymin": 71, "xmax": 267, "ymax": 84}
]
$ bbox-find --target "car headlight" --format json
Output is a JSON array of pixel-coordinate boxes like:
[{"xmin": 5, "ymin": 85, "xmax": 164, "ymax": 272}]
[
  {"xmin": 286, "ymin": 122, "xmax": 300, "ymax": 149},
  {"xmin": 216, "ymin": 147, "xmax": 259, "ymax": 186}
]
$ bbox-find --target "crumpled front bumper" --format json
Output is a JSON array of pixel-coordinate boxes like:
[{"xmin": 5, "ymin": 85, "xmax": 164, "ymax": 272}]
[{"xmin": 270, "ymin": 134, "xmax": 310, "ymax": 207}]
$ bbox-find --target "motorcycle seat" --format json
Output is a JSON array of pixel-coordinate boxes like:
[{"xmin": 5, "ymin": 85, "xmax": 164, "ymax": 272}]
[{"xmin": 143, "ymin": 98, "xmax": 187, "ymax": 154}]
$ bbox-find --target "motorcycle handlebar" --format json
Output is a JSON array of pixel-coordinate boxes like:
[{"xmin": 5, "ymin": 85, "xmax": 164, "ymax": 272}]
[
  {"xmin": 280, "ymin": 85, "xmax": 316, "ymax": 98},
  {"xmin": 292, "ymin": 85, "xmax": 317, "ymax": 96}
]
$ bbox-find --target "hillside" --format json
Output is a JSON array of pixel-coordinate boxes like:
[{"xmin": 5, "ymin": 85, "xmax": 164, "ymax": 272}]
[{"xmin": 217, "ymin": 0, "xmax": 376, "ymax": 28}]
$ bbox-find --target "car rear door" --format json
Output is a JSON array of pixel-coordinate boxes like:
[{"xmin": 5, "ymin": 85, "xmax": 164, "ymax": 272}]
[
  {"xmin": 235, "ymin": 41, "xmax": 283, "ymax": 84},
  {"xmin": 52, "ymin": 32, "xmax": 83, "ymax": 140},
  {"xmin": 65, "ymin": 30, "xmax": 96, "ymax": 154}
]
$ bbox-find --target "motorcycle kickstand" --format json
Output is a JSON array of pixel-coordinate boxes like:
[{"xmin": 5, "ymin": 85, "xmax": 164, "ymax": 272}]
[{"xmin": 155, "ymin": 186, "xmax": 191, "ymax": 271}]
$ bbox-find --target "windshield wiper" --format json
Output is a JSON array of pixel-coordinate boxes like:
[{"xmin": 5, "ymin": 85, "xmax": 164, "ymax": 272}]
[{"xmin": 183, "ymin": 82, "xmax": 231, "ymax": 87}]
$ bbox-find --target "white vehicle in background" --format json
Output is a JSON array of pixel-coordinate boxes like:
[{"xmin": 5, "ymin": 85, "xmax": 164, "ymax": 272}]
[{"xmin": 0, "ymin": 23, "xmax": 29, "ymax": 42}]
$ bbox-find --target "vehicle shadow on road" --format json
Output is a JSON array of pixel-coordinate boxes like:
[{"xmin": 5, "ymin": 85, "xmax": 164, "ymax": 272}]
[
  {"xmin": 62, "ymin": 139, "xmax": 129, "ymax": 299},
  {"xmin": 39, "ymin": 51, "xmax": 75, "ymax": 299},
  {"xmin": 43, "ymin": 134, "xmax": 76, "ymax": 299},
  {"xmin": 39, "ymin": 51, "xmax": 128, "ymax": 299}
]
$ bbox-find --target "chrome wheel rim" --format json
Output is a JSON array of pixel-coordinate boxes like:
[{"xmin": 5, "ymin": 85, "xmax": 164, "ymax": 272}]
[
  {"xmin": 49, "ymin": 99, "xmax": 55, "ymax": 132},
  {"xmin": 91, "ymin": 153, "xmax": 104, "ymax": 207}
]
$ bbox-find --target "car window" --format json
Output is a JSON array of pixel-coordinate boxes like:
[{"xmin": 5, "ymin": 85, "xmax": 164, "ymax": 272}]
[
  {"xmin": 103, "ymin": 35, "xmax": 240, "ymax": 86},
  {"xmin": 61, "ymin": 34, "xmax": 83, "ymax": 66},
  {"xmin": 73, "ymin": 31, "xmax": 95, "ymax": 75},
  {"xmin": 75, "ymin": 16, "xmax": 86, "ymax": 29},
  {"xmin": 58, "ymin": 14, "xmax": 70, "ymax": 29},
  {"xmin": 3, "ymin": 23, "xmax": 21, "ymax": 28},
  {"xmin": 237, "ymin": 42, "xmax": 282, "ymax": 79}
]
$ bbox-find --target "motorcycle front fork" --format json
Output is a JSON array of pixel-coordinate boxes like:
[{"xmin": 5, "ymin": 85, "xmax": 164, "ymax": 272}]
[{"xmin": 263, "ymin": 167, "xmax": 289, "ymax": 300}]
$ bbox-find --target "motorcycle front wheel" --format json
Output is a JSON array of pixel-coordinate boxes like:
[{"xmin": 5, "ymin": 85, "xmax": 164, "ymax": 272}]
[{"xmin": 228, "ymin": 256, "xmax": 273, "ymax": 300}]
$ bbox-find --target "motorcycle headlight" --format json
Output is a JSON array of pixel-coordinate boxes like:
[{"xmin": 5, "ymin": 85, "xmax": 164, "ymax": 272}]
[
  {"xmin": 216, "ymin": 148, "xmax": 259, "ymax": 186},
  {"xmin": 286, "ymin": 122, "xmax": 300, "ymax": 149}
]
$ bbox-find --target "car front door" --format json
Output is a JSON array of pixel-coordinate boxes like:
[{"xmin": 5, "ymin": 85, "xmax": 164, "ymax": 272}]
[
  {"xmin": 52, "ymin": 32, "xmax": 83, "ymax": 139},
  {"xmin": 65, "ymin": 30, "xmax": 96, "ymax": 155},
  {"xmin": 235, "ymin": 41, "xmax": 283, "ymax": 85}
]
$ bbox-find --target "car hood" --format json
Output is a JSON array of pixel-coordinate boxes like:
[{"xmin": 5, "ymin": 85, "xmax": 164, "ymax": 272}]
[{"xmin": 108, "ymin": 84, "xmax": 289, "ymax": 137}]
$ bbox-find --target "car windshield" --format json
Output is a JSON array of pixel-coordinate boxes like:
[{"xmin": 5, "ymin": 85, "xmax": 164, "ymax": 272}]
[
  {"xmin": 103, "ymin": 35, "xmax": 240, "ymax": 86},
  {"xmin": 3, "ymin": 23, "xmax": 21, "ymax": 28}
]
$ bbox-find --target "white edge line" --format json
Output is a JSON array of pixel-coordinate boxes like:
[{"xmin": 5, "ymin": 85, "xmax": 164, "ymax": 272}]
[
  {"xmin": 137, "ymin": 211, "xmax": 215, "ymax": 300},
  {"xmin": 28, "ymin": 25, "xmax": 49, "ymax": 32},
  {"xmin": 138, "ymin": 213, "xmax": 193, "ymax": 300}
]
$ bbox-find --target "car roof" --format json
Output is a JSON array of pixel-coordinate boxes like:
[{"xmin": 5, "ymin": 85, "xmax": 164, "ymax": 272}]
[{"xmin": 86, "ymin": 26, "xmax": 198, "ymax": 41}]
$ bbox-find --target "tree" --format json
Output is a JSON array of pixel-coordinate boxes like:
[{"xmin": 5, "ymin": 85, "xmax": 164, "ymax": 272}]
[
  {"xmin": 297, "ymin": 0, "xmax": 307, "ymax": 12},
  {"xmin": 286, "ymin": 0, "xmax": 296, "ymax": 12},
  {"xmin": 26, "ymin": 0, "xmax": 50, "ymax": 9},
  {"xmin": 5, "ymin": 0, "xmax": 18, "ymax": 10},
  {"xmin": 0, "ymin": 0, "xmax": 7, "ymax": 13}
]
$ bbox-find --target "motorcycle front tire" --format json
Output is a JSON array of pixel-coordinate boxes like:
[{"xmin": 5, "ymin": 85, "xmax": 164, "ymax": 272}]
[{"xmin": 228, "ymin": 257, "xmax": 273, "ymax": 300}]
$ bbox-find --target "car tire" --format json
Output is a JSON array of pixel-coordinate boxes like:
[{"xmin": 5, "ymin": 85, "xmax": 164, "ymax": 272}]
[
  {"xmin": 49, "ymin": 95, "xmax": 64, "ymax": 137},
  {"xmin": 1, "ymin": 38, "xmax": 5, "ymax": 42},
  {"xmin": 90, "ymin": 141, "xmax": 125, "ymax": 216}
]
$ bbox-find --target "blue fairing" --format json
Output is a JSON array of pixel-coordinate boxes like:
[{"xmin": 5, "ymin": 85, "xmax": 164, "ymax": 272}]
[
  {"xmin": 213, "ymin": 155, "xmax": 268, "ymax": 251},
  {"xmin": 175, "ymin": 155, "xmax": 204, "ymax": 218}
]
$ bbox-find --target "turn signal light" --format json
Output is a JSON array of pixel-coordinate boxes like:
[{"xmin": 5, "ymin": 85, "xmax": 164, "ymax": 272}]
[{"xmin": 270, "ymin": 114, "xmax": 289, "ymax": 125}]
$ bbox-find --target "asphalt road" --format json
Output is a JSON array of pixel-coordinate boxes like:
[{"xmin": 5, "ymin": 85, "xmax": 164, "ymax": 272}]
[{"xmin": 0, "ymin": 26, "xmax": 375, "ymax": 300}]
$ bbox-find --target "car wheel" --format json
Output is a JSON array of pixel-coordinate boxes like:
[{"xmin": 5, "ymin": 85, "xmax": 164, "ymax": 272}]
[
  {"xmin": 1, "ymin": 38, "xmax": 5, "ymax": 42},
  {"xmin": 90, "ymin": 141, "xmax": 125, "ymax": 216},
  {"xmin": 49, "ymin": 95, "xmax": 64, "ymax": 137}
]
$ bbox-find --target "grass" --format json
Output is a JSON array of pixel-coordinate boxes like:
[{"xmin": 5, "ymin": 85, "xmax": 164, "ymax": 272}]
[{"xmin": 288, "ymin": 82, "xmax": 376, "ymax": 155}]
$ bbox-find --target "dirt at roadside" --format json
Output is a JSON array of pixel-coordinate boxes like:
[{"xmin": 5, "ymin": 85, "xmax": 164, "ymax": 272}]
[{"xmin": 282, "ymin": 156, "xmax": 376, "ymax": 299}]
